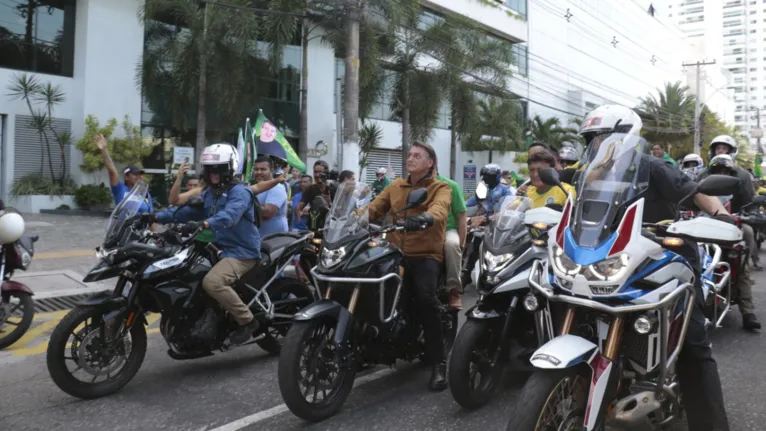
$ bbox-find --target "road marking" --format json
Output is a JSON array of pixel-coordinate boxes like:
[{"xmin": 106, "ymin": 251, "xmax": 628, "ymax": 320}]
[
  {"xmin": 35, "ymin": 249, "xmax": 94, "ymax": 260},
  {"xmin": 6, "ymin": 312, "xmax": 162, "ymax": 356},
  {"xmin": 209, "ymin": 367, "xmax": 397, "ymax": 431}
]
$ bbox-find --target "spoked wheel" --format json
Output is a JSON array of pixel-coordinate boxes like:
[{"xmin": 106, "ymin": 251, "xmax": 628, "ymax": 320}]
[
  {"xmin": 46, "ymin": 306, "xmax": 147, "ymax": 399},
  {"xmin": 278, "ymin": 319, "xmax": 356, "ymax": 422},
  {"xmin": 257, "ymin": 278, "xmax": 315, "ymax": 356},
  {"xmin": 0, "ymin": 291, "xmax": 34, "ymax": 349},
  {"xmin": 448, "ymin": 319, "xmax": 503, "ymax": 410},
  {"xmin": 506, "ymin": 367, "xmax": 589, "ymax": 431}
]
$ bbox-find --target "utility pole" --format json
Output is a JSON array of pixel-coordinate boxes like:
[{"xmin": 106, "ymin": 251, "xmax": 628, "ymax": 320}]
[
  {"xmin": 683, "ymin": 59, "xmax": 716, "ymax": 155},
  {"xmin": 753, "ymin": 107, "xmax": 764, "ymax": 155},
  {"xmin": 342, "ymin": 0, "xmax": 361, "ymax": 173}
]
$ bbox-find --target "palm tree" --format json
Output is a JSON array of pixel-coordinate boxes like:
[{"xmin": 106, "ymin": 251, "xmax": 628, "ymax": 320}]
[
  {"xmin": 637, "ymin": 81, "xmax": 696, "ymax": 147},
  {"xmin": 426, "ymin": 17, "xmax": 514, "ymax": 177},
  {"xmin": 139, "ymin": 0, "xmax": 289, "ymax": 166},
  {"xmin": 359, "ymin": 121, "xmax": 383, "ymax": 177},
  {"xmin": 462, "ymin": 96, "xmax": 525, "ymax": 162},
  {"xmin": 530, "ymin": 115, "xmax": 580, "ymax": 150}
]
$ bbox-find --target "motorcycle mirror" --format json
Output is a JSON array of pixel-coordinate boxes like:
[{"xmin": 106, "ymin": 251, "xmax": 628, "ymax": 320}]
[
  {"xmin": 760, "ymin": 191, "xmax": 766, "ymax": 196},
  {"xmin": 538, "ymin": 168, "xmax": 561, "ymax": 188},
  {"xmin": 754, "ymin": 195, "xmax": 766, "ymax": 205},
  {"xmin": 475, "ymin": 182, "xmax": 488, "ymax": 200},
  {"xmin": 403, "ymin": 188, "xmax": 428, "ymax": 210},
  {"xmin": 697, "ymin": 174, "xmax": 742, "ymax": 197}
]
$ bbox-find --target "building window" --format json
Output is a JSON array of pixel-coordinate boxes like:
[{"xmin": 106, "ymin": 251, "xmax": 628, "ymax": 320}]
[
  {"xmin": 0, "ymin": 0, "xmax": 76, "ymax": 76},
  {"xmin": 505, "ymin": 0, "xmax": 527, "ymax": 19},
  {"xmin": 418, "ymin": 8, "xmax": 444, "ymax": 30},
  {"xmin": 512, "ymin": 44, "xmax": 528, "ymax": 76},
  {"xmin": 368, "ymin": 69, "xmax": 396, "ymax": 122}
]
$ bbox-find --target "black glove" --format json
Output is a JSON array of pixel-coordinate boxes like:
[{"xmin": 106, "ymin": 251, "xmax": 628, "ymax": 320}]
[
  {"xmin": 404, "ymin": 213, "xmax": 434, "ymax": 231},
  {"xmin": 713, "ymin": 213, "xmax": 737, "ymax": 226},
  {"xmin": 140, "ymin": 213, "xmax": 157, "ymax": 224},
  {"xmin": 181, "ymin": 221, "xmax": 201, "ymax": 235}
]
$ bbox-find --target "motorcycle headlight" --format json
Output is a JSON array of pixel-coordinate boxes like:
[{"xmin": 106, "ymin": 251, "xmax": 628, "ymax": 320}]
[
  {"xmin": 320, "ymin": 246, "xmax": 346, "ymax": 269},
  {"xmin": 552, "ymin": 245, "xmax": 580, "ymax": 277},
  {"xmin": 482, "ymin": 250, "xmax": 514, "ymax": 273},
  {"xmin": 583, "ymin": 253, "xmax": 630, "ymax": 282}
]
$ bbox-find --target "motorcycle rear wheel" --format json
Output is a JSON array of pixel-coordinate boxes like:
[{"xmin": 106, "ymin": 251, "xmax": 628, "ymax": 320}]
[
  {"xmin": 47, "ymin": 306, "xmax": 147, "ymax": 399},
  {"xmin": 0, "ymin": 291, "xmax": 34, "ymax": 349},
  {"xmin": 278, "ymin": 319, "xmax": 356, "ymax": 422}
]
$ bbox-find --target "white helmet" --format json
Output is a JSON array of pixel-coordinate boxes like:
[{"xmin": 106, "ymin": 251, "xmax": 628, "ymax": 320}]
[
  {"xmin": 682, "ymin": 153, "xmax": 704, "ymax": 173},
  {"xmin": 579, "ymin": 105, "xmax": 643, "ymax": 144},
  {"xmin": 709, "ymin": 135, "xmax": 738, "ymax": 159},
  {"xmin": 376, "ymin": 167, "xmax": 387, "ymax": 175},
  {"xmin": 558, "ymin": 146, "xmax": 579, "ymax": 162},
  {"xmin": 0, "ymin": 211, "xmax": 25, "ymax": 244},
  {"xmin": 200, "ymin": 143, "xmax": 239, "ymax": 184}
]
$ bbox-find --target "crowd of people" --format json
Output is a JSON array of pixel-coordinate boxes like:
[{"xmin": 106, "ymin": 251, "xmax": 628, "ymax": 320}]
[{"xmin": 90, "ymin": 101, "xmax": 766, "ymax": 430}]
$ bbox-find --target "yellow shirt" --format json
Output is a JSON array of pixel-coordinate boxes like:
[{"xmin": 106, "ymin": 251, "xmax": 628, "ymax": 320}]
[{"xmin": 527, "ymin": 183, "xmax": 576, "ymax": 209}]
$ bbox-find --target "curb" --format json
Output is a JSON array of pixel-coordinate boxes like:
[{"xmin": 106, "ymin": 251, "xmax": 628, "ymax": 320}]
[{"xmin": 40, "ymin": 209, "xmax": 112, "ymax": 217}]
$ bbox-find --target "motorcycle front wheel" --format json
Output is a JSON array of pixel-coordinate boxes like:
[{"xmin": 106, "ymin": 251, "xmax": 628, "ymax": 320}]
[
  {"xmin": 278, "ymin": 319, "xmax": 356, "ymax": 422},
  {"xmin": 505, "ymin": 367, "xmax": 589, "ymax": 431},
  {"xmin": 0, "ymin": 291, "xmax": 34, "ymax": 349},
  {"xmin": 448, "ymin": 319, "xmax": 503, "ymax": 410},
  {"xmin": 46, "ymin": 306, "xmax": 147, "ymax": 399}
]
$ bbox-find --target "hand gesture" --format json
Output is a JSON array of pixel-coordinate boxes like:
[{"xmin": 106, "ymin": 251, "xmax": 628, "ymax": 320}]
[
  {"xmin": 177, "ymin": 161, "xmax": 190, "ymax": 179},
  {"xmin": 516, "ymin": 184, "xmax": 528, "ymax": 196},
  {"xmin": 94, "ymin": 134, "xmax": 107, "ymax": 152}
]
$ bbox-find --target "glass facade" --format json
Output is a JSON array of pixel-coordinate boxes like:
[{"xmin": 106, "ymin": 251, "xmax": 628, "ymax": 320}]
[{"xmin": 0, "ymin": 0, "xmax": 76, "ymax": 76}]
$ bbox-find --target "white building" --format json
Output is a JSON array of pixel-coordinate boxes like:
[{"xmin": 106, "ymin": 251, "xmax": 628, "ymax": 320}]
[
  {"xmin": 0, "ymin": 0, "xmax": 692, "ymax": 209},
  {"xmin": 659, "ymin": 0, "xmax": 762, "ymax": 140}
]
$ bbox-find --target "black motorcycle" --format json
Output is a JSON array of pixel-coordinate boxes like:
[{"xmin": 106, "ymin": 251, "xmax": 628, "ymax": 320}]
[
  {"xmin": 277, "ymin": 182, "xmax": 458, "ymax": 422},
  {"xmin": 46, "ymin": 181, "xmax": 318, "ymax": 399},
  {"xmin": 449, "ymin": 196, "xmax": 560, "ymax": 410}
]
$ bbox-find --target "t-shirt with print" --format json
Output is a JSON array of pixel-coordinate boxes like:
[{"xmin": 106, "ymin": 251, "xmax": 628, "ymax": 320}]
[
  {"xmin": 110, "ymin": 182, "xmax": 153, "ymax": 214},
  {"xmin": 437, "ymin": 174, "xmax": 466, "ymax": 231},
  {"xmin": 257, "ymin": 184, "xmax": 289, "ymax": 237},
  {"xmin": 526, "ymin": 183, "xmax": 575, "ymax": 209}
]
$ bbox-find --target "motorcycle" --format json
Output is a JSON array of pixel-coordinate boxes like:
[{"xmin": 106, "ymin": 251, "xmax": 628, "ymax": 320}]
[
  {"xmin": 46, "ymin": 181, "xmax": 319, "ymax": 399},
  {"xmin": 0, "ymin": 207, "xmax": 38, "ymax": 349},
  {"xmin": 277, "ymin": 182, "xmax": 458, "ymax": 422},
  {"xmin": 448, "ymin": 196, "xmax": 561, "ymax": 410},
  {"xmin": 461, "ymin": 181, "xmax": 491, "ymax": 288},
  {"xmin": 505, "ymin": 135, "xmax": 742, "ymax": 430}
]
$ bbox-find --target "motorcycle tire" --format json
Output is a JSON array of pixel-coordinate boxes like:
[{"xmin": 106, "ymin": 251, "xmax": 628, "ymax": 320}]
[
  {"xmin": 47, "ymin": 306, "xmax": 147, "ymax": 399},
  {"xmin": 448, "ymin": 319, "xmax": 503, "ymax": 410},
  {"xmin": 278, "ymin": 319, "xmax": 356, "ymax": 422},
  {"xmin": 0, "ymin": 291, "xmax": 34, "ymax": 349},
  {"xmin": 505, "ymin": 366, "xmax": 590, "ymax": 431}
]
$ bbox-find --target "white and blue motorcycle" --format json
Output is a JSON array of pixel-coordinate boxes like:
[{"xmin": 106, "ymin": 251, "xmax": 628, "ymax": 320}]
[{"xmin": 505, "ymin": 134, "xmax": 742, "ymax": 431}]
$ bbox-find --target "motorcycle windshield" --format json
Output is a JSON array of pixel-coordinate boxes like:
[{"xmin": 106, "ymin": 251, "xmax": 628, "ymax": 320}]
[
  {"xmin": 323, "ymin": 181, "xmax": 372, "ymax": 245},
  {"xmin": 571, "ymin": 133, "xmax": 650, "ymax": 248},
  {"xmin": 484, "ymin": 196, "xmax": 533, "ymax": 252},
  {"xmin": 104, "ymin": 181, "xmax": 149, "ymax": 248}
]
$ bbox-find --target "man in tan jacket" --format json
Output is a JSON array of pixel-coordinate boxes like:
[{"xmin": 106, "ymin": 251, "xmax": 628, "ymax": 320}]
[{"xmin": 367, "ymin": 141, "xmax": 452, "ymax": 391}]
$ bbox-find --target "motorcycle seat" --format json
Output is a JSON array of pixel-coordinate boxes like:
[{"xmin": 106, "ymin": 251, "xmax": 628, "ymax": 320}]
[{"xmin": 261, "ymin": 233, "xmax": 301, "ymax": 261}]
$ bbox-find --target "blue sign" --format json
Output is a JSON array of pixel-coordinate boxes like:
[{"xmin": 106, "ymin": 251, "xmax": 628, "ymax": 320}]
[{"xmin": 463, "ymin": 165, "xmax": 477, "ymax": 179}]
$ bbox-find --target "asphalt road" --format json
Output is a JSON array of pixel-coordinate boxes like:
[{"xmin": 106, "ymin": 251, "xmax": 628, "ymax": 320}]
[{"xmin": 2, "ymin": 214, "xmax": 766, "ymax": 430}]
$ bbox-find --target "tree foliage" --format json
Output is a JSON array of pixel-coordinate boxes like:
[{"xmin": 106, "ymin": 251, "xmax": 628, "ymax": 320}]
[
  {"xmin": 5, "ymin": 73, "xmax": 72, "ymax": 185},
  {"xmin": 359, "ymin": 121, "xmax": 383, "ymax": 176},
  {"xmin": 530, "ymin": 115, "xmax": 580, "ymax": 150},
  {"xmin": 462, "ymin": 97, "xmax": 524, "ymax": 154},
  {"xmin": 76, "ymin": 115, "xmax": 154, "ymax": 173}
]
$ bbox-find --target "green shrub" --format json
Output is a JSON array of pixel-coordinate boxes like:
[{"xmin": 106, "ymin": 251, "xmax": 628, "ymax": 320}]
[
  {"xmin": 56, "ymin": 204, "xmax": 71, "ymax": 210},
  {"xmin": 76, "ymin": 115, "xmax": 155, "ymax": 173},
  {"xmin": 74, "ymin": 184, "xmax": 113, "ymax": 209},
  {"xmin": 11, "ymin": 175, "xmax": 77, "ymax": 197}
]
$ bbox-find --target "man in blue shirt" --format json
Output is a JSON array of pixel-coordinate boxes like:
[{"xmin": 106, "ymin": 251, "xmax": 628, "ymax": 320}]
[
  {"xmin": 291, "ymin": 174, "xmax": 312, "ymax": 230},
  {"xmin": 151, "ymin": 144, "xmax": 261, "ymax": 345},
  {"xmin": 253, "ymin": 156, "xmax": 288, "ymax": 236},
  {"xmin": 95, "ymin": 134, "xmax": 153, "ymax": 213}
]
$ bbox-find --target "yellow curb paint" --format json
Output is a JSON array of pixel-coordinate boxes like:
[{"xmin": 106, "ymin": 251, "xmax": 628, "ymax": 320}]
[
  {"xmin": 7, "ymin": 310, "xmax": 68, "ymax": 356},
  {"xmin": 8, "ymin": 312, "xmax": 162, "ymax": 357},
  {"xmin": 35, "ymin": 250, "xmax": 94, "ymax": 260}
]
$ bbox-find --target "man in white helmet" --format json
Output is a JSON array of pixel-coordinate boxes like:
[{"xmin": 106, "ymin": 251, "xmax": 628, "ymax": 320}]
[
  {"xmin": 149, "ymin": 144, "xmax": 262, "ymax": 345},
  {"xmin": 371, "ymin": 167, "xmax": 391, "ymax": 197},
  {"xmin": 560, "ymin": 104, "xmax": 732, "ymax": 431},
  {"xmin": 698, "ymin": 145, "xmax": 762, "ymax": 330}
]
